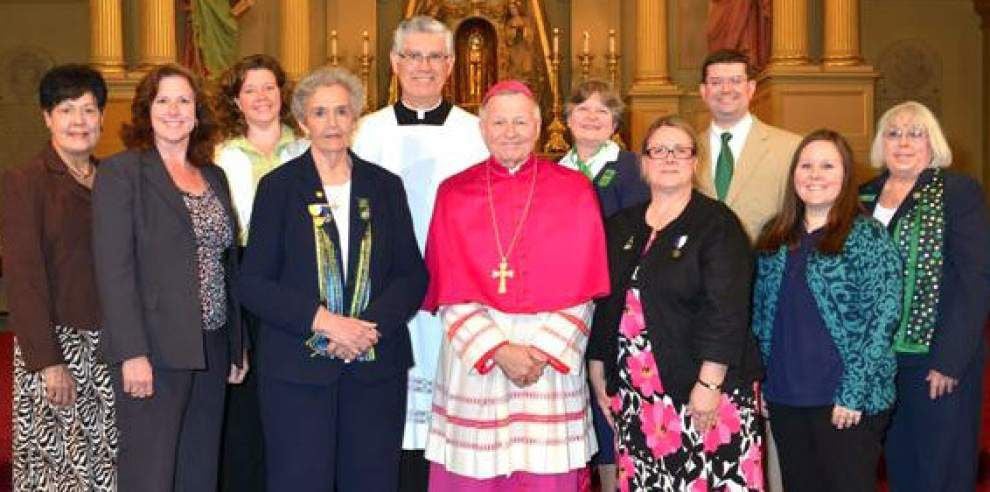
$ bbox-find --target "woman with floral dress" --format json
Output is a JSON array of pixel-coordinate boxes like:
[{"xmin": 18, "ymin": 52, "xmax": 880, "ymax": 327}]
[{"xmin": 589, "ymin": 115, "xmax": 765, "ymax": 491}]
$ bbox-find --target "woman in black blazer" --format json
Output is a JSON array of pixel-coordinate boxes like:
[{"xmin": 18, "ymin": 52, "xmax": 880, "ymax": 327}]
[
  {"xmin": 92, "ymin": 64, "xmax": 247, "ymax": 491},
  {"xmin": 588, "ymin": 116, "xmax": 764, "ymax": 491},
  {"xmin": 238, "ymin": 67, "xmax": 427, "ymax": 491}
]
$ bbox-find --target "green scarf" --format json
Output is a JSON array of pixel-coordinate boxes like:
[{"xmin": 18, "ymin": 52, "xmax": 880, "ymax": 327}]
[
  {"xmin": 305, "ymin": 198, "xmax": 375, "ymax": 360},
  {"xmin": 891, "ymin": 170, "xmax": 945, "ymax": 353}
]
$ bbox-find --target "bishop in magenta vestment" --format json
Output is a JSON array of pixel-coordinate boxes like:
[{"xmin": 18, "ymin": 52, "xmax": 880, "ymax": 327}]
[{"xmin": 422, "ymin": 151, "xmax": 610, "ymax": 489}]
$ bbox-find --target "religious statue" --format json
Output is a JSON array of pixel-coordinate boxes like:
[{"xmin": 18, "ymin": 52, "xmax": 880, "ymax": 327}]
[
  {"xmin": 421, "ymin": 0, "xmax": 443, "ymax": 19},
  {"xmin": 706, "ymin": 0, "xmax": 771, "ymax": 71},
  {"xmin": 468, "ymin": 33, "xmax": 484, "ymax": 103},
  {"xmin": 503, "ymin": 1, "xmax": 535, "ymax": 83}
]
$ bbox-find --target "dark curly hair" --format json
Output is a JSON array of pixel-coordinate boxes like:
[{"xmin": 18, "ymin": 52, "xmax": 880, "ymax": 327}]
[
  {"xmin": 215, "ymin": 54, "xmax": 298, "ymax": 140},
  {"xmin": 120, "ymin": 64, "xmax": 218, "ymax": 167}
]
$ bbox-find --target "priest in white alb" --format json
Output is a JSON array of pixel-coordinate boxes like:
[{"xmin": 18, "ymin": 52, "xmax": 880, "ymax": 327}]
[
  {"xmin": 352, "ymin": 16, "xmax": 489, "ymax": 490},
  {"xmin": 423, "ymin": 80, "xmax": 610, "ymax": 491}
]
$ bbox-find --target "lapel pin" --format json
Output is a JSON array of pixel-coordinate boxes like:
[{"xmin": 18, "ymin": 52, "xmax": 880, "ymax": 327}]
[
  {"xmin": 316, "ymin": 190, "xmax": 324, "ymax": 198},
  {"xmin": 672, "ymin": 234, "xmax": 688, "ymax": 259},
  {"xmin": 623, "ymin": 235, "xmax": 635, "ymax": 251}
]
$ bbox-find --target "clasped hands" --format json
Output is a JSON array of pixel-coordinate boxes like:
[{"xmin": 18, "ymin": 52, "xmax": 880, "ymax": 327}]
[
  {"xmin": 312, "ymin": 306, "xmax": 379, "ymax": 361},
  {"xmin": 493, "ymin": 343, "xmax": 548, "ymax": 388}
]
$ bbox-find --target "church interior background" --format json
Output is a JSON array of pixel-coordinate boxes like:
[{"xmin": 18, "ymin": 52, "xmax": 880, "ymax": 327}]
[{"xmin": 0, "ymin": 0, "xmax": 988, "ymax": 194}]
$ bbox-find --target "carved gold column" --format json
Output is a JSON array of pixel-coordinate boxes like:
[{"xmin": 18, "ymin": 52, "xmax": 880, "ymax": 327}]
[
  {"xmin": 757, "ymin": 0, "xmax": 877, "ymax": 178},
  {"xmin": 280, "ymin": 0, "xmax": 310, "ymax": 81},
  {"xmin": 630, "ymin": 0, "xmax": 671, "ymax": 87},
  {"xmin": 770, "ymin": 0, "xmax": 810, "ymax": 66},
  {"xmin": 626, "ymin": 0, "xmax": 679, "ymax": 151},
  {"xmin": 134, "ymin": 0, "xmax": 176, "ymax": 72},
  {"xmin": 823, "ymin": 0, "xmax": 862, "ymax": 66},
  {"xmin": 89, "ymin": 0, "xmax": 125, "ymax": 78}
]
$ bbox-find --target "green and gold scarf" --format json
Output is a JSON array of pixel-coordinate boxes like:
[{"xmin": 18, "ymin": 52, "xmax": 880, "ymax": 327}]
[{"xmin": 305, "ymin": 197, "xmax": 375, "ymax": 360}]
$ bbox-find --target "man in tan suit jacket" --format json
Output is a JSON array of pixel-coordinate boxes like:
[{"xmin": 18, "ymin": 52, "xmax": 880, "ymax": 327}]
[
  {"xmin": 695, "ymin": 49, "xmax": 801, "ymax": 242},
  {"xmin": 695, "ymin": 49, "xmax": 801, "ymax": 492}
]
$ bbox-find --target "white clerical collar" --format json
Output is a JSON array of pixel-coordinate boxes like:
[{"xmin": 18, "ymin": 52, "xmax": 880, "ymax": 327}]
[
  {"xmin": 403, "ymin": 98, "xmax": 442, "ymax": 120},
  {"xmin": 709, "ymin": 112, "xmax": 753, "ymax": 172}
]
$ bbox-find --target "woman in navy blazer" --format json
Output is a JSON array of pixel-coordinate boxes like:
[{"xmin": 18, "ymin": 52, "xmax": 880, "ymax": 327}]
[
  {"xmin": 860, "ymin": 101, "xmax": 990, "ymax": 492},
  {"xmin": 239, "ymin": 67, "xmax": 427, "ymax": 491}
]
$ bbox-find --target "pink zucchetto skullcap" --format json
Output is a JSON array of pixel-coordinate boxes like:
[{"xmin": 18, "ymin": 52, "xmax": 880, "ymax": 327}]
[{"xmin": 481, "ymin": 80, "xmax": 535, "ymax": 106}]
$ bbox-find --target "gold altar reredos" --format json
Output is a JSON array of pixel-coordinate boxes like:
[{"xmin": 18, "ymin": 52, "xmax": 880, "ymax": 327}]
[{"xmin": 43, "ymin": 0, "xmax": 985, "ymax": 189}]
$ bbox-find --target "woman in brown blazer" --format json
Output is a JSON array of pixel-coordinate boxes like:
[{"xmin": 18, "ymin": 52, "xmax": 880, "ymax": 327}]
[{"xmin": 0, "ymin": 64, "xmax": 116, "ymax": 490}]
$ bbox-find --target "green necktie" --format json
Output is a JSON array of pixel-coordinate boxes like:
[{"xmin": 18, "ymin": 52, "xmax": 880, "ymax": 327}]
[{"xmin": 715, "ymin": 132, "xmax": 734, "ymax": 201}]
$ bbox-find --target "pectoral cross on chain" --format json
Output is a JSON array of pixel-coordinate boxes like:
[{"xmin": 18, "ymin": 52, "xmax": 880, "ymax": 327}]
[{"xmin": 491, "ymin": 257, "xmax": 514, "ymax": 294}]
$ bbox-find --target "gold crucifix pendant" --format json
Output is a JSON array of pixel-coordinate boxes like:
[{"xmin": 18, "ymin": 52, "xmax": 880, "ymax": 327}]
[{"xmin": 491, "ymin": 257, "xmax": 515, "ymax": 294}]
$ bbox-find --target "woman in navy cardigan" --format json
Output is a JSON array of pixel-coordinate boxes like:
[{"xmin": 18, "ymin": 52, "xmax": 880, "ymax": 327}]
[
  {"xmin": 860, "ymin": 101, "xmax": 990, "ymax": 492},
  {"xmin": 238, "ymin": 67, "xmax": 427, "ymax": 491},
  {"xmin": 752, "ymin": 129, "xmax": 902, "ymax": 492}
]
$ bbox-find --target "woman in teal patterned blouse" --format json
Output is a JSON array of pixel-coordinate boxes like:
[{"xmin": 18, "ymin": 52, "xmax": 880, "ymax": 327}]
[{"xmin": 752, "ymin": 129, "xmax": 902, "ymax": 492}]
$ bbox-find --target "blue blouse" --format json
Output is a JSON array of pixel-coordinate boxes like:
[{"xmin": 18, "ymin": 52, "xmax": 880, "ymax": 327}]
[{"xmin": 764, "ymin": 229, "xmax": 843, "ymax": 407}]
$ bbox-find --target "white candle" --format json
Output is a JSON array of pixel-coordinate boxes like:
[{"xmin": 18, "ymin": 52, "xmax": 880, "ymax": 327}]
[
  {"xmin": 330, "ymin": 30, "xmax": 338, "ymax": 58},
  {"xmin": 362, "ymin": 30, "xmax": 369, "ymax": 57},
  {"xmin": 553, "ymin": 28, "xmax": 560, "ymax": 56},
  {"xmin": 609, "ymin": 29, "xmax": 616, "ymax": 55},
  {"xmin": 583, "ymin": 31, "xmax": 590, "ymax": 54}
]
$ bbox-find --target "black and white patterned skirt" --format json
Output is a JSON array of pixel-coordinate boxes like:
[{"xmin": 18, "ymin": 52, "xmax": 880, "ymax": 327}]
[{"xmin": 13, "ymin": 326, "xmax": 117, "ymax": 491}]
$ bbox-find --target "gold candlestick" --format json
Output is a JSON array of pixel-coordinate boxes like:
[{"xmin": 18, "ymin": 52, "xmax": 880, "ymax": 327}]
[
  {"xmin": 606, "ymin": 29, "xmax": 626, "ymax": 149},
  {"xmin": 606, "ymin": 29, "xmax": 621, "ymax": 89},
  {"xmin": 577, "ymin": 30, "xmax": 594, "ymax": 81},
  {"xmin": 327, "ymin": 30, "xmax": 340, "ymax": 67},
  {"xmin": 358, "ymin": 30, "xmax": 374, "ymax": 112},
  {"xmin": 543, "ymin": 27, "xmax": 570, "ymax": 154}
]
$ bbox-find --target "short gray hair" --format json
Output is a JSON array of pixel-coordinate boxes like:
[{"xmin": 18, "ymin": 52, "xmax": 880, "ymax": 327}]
[
  {"xmin": 391, "ymin": 16, "xmax": 453, "ymax": 55},
  {"xmin": 563, "ymin": 79, "xmax": 624, "ymax": 131},
  {"xmin": 869, "ymin": 100, "xmax": 953, "ymax": 169},
  {"xmin": 478, "ymin": 89, "xmax": 541, "ymax": 122},
  {"xmin": 291, "ymin": 67, "xmax": 365, "ymax": 123}
]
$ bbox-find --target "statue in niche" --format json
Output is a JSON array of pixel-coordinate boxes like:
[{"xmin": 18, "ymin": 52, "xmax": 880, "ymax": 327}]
[
  {"xmin": 468, "ymin": 34, "xmax": 484, "ymax": 103},
  {"xmin": 453, "ymin": 19, "xmax": 498, "ymax": 110},
  {"xmin": 706, "ymin": 0, "xmax": 771, "ymax": 71},
  {"xmin": 503, "ymin": 1, "xmax": 535, "ymax": 83}
]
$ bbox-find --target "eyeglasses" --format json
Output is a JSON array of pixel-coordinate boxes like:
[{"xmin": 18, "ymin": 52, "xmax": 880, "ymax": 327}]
[
  {"xmin": 396, "ymin": 51, "xmax": 450, "ymax": 65},
  {"xmin": 705, "ymin": 76, "xmax": 747, "ymax": 87},
  {"xmin": 883, "ymin": 125, "xmax": 927, "ymax": 141},
  {"xmin": 643, "ymin": 145, "xmax": 696, "ymax": 160}
]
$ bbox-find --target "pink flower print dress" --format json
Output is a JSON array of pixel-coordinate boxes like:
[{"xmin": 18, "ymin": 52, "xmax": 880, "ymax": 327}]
[{"xmin": 613, "ymin": 239, "xmax": 764, "ymax": 491}]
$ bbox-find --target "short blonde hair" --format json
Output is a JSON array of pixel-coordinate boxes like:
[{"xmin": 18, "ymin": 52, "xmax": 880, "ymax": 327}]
[{"xmin": 869, "ymin": 101, "xmax": 952, "ymax": 169}]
